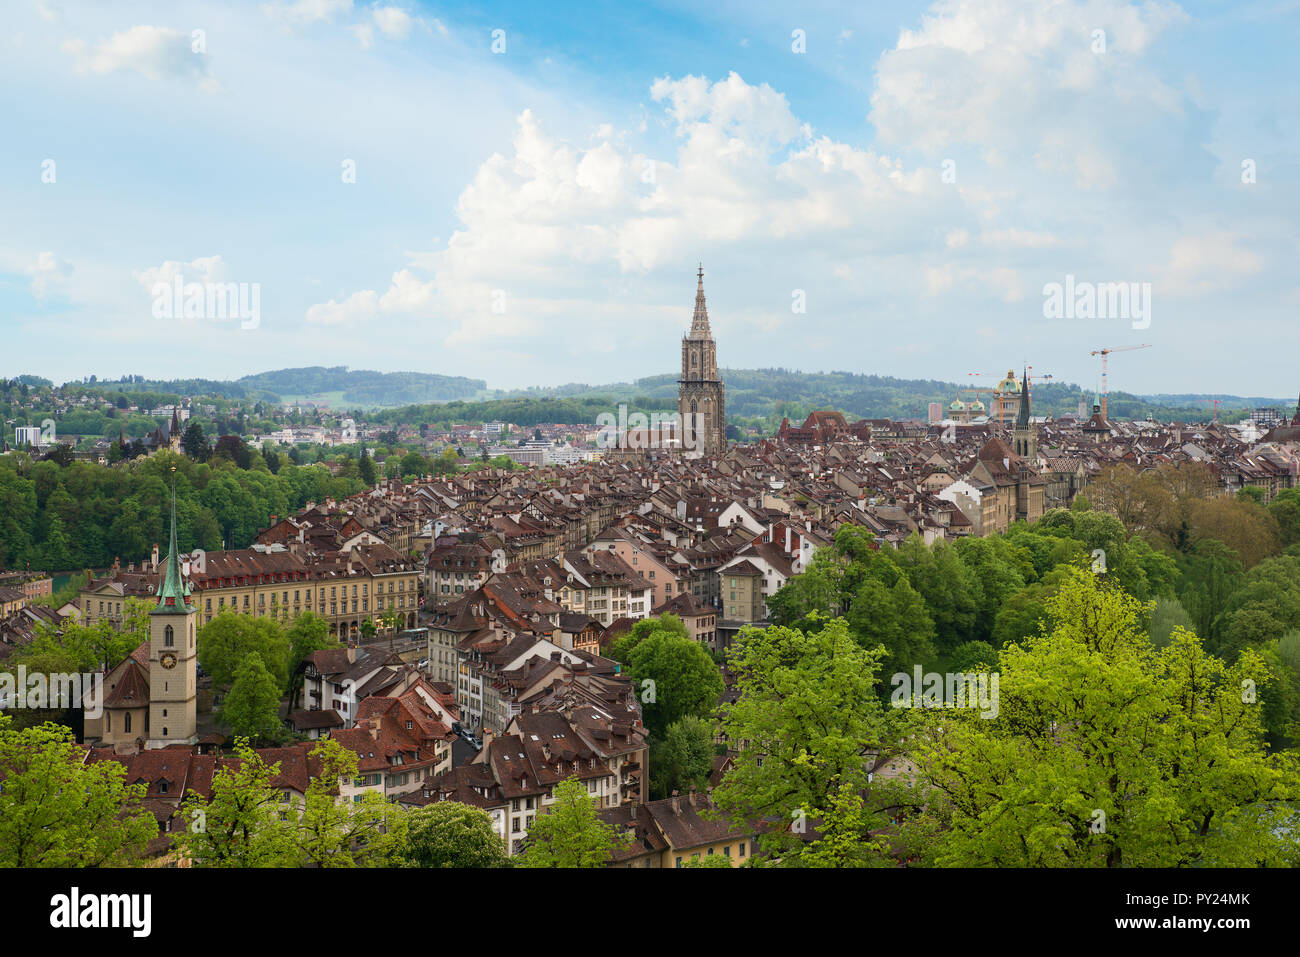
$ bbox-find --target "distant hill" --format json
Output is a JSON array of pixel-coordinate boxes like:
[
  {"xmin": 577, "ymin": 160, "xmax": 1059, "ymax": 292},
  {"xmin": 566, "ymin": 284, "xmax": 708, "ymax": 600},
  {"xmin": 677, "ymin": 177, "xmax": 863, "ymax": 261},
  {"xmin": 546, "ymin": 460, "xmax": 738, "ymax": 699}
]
[
  {"xmin": 67, "ymin": 366, "xmax": 1291, "ymax": 424},
  {"xmin": 490, "ymin": 369, "xmax": 1288, "ymax": 425},
  {"xmin": 82, "ymin": 367, "xmax": 487, "ymax": 407},
  {"xmin": 237, "ymin": 367, "xmax": 486, "ymax": 406}
]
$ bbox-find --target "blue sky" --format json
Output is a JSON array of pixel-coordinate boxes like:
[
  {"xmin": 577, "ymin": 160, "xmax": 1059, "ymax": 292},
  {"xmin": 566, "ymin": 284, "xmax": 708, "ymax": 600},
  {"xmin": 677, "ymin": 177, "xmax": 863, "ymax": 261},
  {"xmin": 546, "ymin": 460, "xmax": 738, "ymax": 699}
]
[{"xmin": 2, "ymin": 0, "xmax": 1297, "ymax": 397}]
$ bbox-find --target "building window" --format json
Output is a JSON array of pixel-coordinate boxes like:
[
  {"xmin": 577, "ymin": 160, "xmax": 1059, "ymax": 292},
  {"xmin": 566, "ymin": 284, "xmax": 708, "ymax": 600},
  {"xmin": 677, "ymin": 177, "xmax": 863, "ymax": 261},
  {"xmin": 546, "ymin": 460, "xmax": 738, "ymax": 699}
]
[{"xmin": 164, "ymin": 625, "xmax": 174, "ymax": 647}]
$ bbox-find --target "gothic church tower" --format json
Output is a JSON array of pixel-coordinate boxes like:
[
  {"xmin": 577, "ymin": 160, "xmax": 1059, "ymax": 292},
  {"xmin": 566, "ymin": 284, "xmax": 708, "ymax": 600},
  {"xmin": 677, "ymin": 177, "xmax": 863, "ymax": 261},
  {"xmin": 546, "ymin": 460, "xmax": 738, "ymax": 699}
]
[
  {"xmin": 678, "ymin": 266, "xmax": 726, "ymax": 455},
  {"xmin": 146, "ymin": 468, "xmax": 198, "ymax": 749},
  {"xmin": 1012, "ymin": 366, "xmax": 1037, "ymax": 463}
]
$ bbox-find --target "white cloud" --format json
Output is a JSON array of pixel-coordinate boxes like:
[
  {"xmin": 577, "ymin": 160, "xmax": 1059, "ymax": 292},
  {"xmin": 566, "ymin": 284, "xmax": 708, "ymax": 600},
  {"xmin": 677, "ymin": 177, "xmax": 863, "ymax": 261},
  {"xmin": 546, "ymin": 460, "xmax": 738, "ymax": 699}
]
[
  {"xmin": 871, "ymin": 0, "xmax": 1191, "ymax": 190},
  {"xmin": 308, "ymin": 71, "xmax": 965, "ymax": 353},
  {"xmin": 134, "ymin": 255, "xmax": 229, "ymax": 294},
  {"xmin": 62, "ymin": 25, "xmax": 219, "ymax": 91},
  {"xmin": 261, "ymin": 0, "xmax": 353, "ymax": 26},
  {"xmin": 979, "ymin": 229, "xmax": 1062, "ymax": 248},
  {"xmin": 1160, "ymin": 232, "xmax": 1264, "ymax": 297},
  {"xmin": 28, "ymin": 251, "xmax": 73, "ymax": 302},
  {"xmin": 372, "ymin": 6, "xmax": 412, "ymax": 39},
  {"xmin": 305, "ymin": 268, "xmax": 434, "ymax": 324},
  {"xmin": 352, "ymin": 7, "xmax": 410, "ymax": 48}
]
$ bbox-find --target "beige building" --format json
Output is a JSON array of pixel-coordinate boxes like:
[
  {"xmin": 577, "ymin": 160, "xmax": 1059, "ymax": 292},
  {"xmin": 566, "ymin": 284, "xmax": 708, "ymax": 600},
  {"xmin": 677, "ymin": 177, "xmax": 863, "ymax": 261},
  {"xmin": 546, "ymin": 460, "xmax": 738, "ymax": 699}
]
[{"xmin": 81, "ymin": 542, "xmax": 421, "ymax": 642}]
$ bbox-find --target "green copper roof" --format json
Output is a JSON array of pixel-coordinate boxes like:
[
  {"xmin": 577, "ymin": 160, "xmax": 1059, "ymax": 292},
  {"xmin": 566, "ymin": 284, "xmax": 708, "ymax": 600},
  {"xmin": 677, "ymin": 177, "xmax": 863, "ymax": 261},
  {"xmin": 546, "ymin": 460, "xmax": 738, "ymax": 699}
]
[{"xmin": 153, "ymin": 473, "xmax": 194, "ymax": 616}]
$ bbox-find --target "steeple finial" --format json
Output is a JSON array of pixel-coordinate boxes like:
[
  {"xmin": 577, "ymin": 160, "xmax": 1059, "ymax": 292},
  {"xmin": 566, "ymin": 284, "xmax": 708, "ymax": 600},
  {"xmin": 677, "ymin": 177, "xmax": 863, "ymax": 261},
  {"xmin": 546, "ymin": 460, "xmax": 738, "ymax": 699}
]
[{"xmin": 689, "ymin": 264, "xmax": 711, "ymax": 339}]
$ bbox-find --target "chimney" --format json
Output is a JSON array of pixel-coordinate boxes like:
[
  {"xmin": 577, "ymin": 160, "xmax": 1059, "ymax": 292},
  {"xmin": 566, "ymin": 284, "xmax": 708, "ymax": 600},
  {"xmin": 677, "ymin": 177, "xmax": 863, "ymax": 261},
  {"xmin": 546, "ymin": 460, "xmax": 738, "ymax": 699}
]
[
  {"xmin": 688, "ymin": 785, "xmax": 697, "ymax": 807},
  {"xmin": 151, "ymin": 544, "xmax": 159, "ymax": 569},
  {"xmin": 368, "ymin": 716, "xmax": 381, "ymax": 740},
  {"xmin": 671, "ymin": 789, "xmax": 680, "ymax": 815},
  {"xmin": 270, "ymin": 514, "xmax": 278, "ymax": 525}
]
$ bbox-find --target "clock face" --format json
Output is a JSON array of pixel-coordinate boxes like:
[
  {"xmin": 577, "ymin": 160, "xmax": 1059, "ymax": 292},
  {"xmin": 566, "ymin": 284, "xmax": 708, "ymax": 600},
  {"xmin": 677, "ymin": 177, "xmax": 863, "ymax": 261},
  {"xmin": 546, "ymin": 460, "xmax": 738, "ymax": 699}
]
[{"xmin": 160, "ymin": 652, "xmax": 178, "ymax": 670}]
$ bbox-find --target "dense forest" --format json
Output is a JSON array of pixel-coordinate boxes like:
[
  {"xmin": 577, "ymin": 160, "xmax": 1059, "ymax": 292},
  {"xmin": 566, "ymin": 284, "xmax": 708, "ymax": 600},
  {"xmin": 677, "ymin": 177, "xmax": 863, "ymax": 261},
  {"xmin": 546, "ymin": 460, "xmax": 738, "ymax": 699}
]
[
  {"xmin": 238, "ymin": 367, "xmax": 486, "ymax": 405},
  {"xmin": 0, "ymin": 450, "xmax": 364, "ymax": 573},
  {"xmin": 765, "ymin": 475, "xmax": 1300, "ymax": 758}
]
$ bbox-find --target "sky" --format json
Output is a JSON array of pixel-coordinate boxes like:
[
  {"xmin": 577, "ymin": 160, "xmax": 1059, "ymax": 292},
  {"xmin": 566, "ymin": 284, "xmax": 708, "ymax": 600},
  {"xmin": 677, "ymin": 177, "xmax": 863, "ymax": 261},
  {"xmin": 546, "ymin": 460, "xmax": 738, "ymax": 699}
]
[{"xmin": 1, "ymin": 0, "xmax": 1297, "ymax": 397}]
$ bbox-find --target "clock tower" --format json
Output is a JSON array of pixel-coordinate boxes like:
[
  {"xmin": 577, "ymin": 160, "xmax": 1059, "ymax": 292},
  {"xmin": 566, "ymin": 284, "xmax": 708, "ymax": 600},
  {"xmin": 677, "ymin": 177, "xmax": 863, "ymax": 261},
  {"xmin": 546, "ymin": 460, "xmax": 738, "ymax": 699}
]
[{"xmin": 146, "ymin": 469, "xmax": 198, "ymax": 749}]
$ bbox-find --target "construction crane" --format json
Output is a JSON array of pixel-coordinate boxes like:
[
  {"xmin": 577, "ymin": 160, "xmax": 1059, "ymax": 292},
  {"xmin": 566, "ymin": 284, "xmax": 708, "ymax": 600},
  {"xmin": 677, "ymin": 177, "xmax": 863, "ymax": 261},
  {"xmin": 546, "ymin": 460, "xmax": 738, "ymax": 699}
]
[{"xmin": 1088, "ymin": 344, "xmax": 1151, "ymax": 421}]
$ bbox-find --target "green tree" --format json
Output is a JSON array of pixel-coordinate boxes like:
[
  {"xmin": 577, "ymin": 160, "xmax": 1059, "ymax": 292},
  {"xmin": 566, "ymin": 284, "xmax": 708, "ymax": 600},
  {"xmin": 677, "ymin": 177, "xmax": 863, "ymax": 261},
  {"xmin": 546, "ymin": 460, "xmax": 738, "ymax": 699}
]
[
  {"xmin": 1177, "ymin": 539, "xmax": 1245, "ymax": 647},
  {"xmin": 285, "ymin": 611, "xmax": 336, "ymax": 699},
  {"xmin": 845, "ymin": 574, "xmax": 937, "ymax": 679},
  {"xmin": 175, "ymin": 739, "xmax": 297, "ymax": 867},
  {"xmin": 1267, "ymin": 488, "xmax": 1300, "ymax": 547},
  {"xmin": 683, "ymin": 853, "xmax": 735, "ymax": 868},
  {"xmin": 262, "ymin": 443, "xmax": 282, "ymax": 474},
  {"xmin": 433, "ymin": 447, "xmax": 460, "ymax": 475},
  {"xmin": 5, "ymin": 597, "xmax": 148, "ymax": 684},
  {"xmin": 606, "ymin": 613, "xmax": 689, "ymax": 663},
  {"xmin": 650, "ymin": 715, "xmax": 716, "ymax": 799},
  {"xmin": 400, "ymin": 450, "xmax": 431, "ymax": 478},
  {"xmin": 181, "ymin": 421, "xmax": 210, "ymax": 462},
  {"xmin": 624, "ymin": 629, "xmax": 723, "ymax": 737},
  {"xmin": 297, "ymin": 738, "xmax": 408, "ymax": 867},
  {"xmin": 947, "ymin": 640, "xmax": 998, "ymax": 672},
  {"xmin": 198, "ymin": 609, "xmax": 291, "ymax": 688},
  {"xmin": 516, "ymin": 777, "xmax": 628, "ymax": 867},
  {"xmin": 713, "ymin": 618, "xmax": 914, "ymax": 866},
  {"xmin": 905, "ymin": 568, "xmax": 1300, "ymax": 867},
  {"xmin": 954, "ymin": 536, "xmax": 1028, "ymax": 642},
  {"xmin": 358, "ymin": 447, "xmax": 377, "ymax": 486},
  {"xmin": 219, "ymin": 652, "xmax": 284, "ymax": 742},
  {"xmin": 1148, "ymin": 595, "xmax": 1194, "ymax": 649},
  {"xmin": 402, "ymin": 801, "xmax": 511, "ymax": 868},
  {"xmin": 0, "ymin": 716, "xmax": 158, "ymax": 866},
  {"xmin": 894, "ymin": 535, "xmax": 980, "ymax": 656}
]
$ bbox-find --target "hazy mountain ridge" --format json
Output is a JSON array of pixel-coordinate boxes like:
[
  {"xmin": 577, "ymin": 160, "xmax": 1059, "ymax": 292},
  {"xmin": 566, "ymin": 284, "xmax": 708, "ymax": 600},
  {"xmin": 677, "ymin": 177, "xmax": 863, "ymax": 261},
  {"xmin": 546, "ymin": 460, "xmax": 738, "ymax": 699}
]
[{"xmin": 53, "ymin": 367, "xmax": 1291, "ymax": 424}]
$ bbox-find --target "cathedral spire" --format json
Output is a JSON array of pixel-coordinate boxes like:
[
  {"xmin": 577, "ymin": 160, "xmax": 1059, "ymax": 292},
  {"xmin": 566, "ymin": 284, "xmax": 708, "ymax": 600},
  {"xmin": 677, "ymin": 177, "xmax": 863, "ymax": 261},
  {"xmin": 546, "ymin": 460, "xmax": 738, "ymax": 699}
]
[{"xmin": 689, "ymin": 264, "xmax": 711, "ymax": 339}]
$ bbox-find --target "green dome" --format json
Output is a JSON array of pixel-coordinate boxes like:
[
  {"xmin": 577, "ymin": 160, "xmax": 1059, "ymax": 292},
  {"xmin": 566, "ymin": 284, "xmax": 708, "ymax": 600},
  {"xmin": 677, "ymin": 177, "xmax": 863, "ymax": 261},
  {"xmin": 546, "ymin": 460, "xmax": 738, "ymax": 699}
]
[
  {"xmin": 968, "ymin": 399, "xmax": 986, "ymax": 411},
  {"xmin": 949, "ymin": 399, "xmax": 967, "ymax": 411},
  {"xmin": 996, "ymin": 369, "xmax": 1020, "ymax": 393}
]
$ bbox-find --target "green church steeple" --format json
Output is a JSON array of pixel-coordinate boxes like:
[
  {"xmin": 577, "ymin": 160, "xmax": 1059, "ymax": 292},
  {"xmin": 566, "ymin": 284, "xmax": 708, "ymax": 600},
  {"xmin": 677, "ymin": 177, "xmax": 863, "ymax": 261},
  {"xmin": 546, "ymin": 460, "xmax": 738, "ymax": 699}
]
[{"xmin": 152, "ymin": 467, "xmax": 194, "ymax": 615}]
